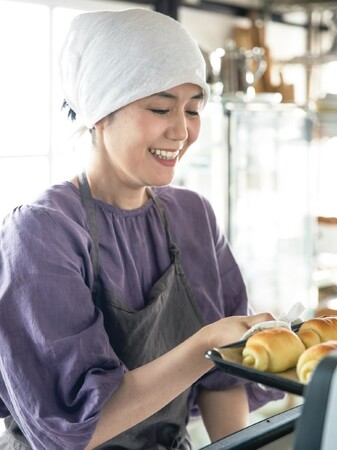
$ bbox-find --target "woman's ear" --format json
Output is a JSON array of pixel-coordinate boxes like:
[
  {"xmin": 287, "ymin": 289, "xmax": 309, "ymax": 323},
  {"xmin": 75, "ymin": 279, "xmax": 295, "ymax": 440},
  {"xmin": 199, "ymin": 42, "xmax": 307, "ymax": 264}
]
[
  {"xmin": 92, "ymin": 113, "xmax": 114, "ymax": 144},
  {"xmin": 94, "ymin": 119, "xmax": 104, "ymax": 131}
]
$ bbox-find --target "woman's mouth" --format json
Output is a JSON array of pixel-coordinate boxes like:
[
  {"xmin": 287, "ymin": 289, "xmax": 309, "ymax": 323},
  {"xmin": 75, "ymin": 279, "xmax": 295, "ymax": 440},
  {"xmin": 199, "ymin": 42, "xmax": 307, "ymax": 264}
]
[{"xmin": 149, "ymin": 148, "xmax": 180, "ymax": 161}]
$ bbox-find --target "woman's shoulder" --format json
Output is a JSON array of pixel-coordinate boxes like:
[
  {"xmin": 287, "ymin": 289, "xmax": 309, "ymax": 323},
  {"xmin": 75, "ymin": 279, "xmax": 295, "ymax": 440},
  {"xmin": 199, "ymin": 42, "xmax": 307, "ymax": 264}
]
[
  {"xmin": 1, "ymin": 182, "xmax": 85, "ymax": 237},
  {"xmin": 153, "ymin": 185, "xmax": 215, "ymax": 220},
  {"xmin": 153, "ymin": 184, "xmax": 212, "ymax": 209},
  {"xmin": 35, "ymin": 181, "xmax": 83, "ymax": 216}
]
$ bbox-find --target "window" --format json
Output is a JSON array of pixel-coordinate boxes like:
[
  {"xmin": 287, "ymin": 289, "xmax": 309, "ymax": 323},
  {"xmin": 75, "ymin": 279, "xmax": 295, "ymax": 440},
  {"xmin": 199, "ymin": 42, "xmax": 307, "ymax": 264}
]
[
  {"xmin": 0, "ymin": 0, "xmax": 145, "ymax": 221},
  {"xmin": 0, "ymin": 1, "xmax": 51, "ymax": 220}
]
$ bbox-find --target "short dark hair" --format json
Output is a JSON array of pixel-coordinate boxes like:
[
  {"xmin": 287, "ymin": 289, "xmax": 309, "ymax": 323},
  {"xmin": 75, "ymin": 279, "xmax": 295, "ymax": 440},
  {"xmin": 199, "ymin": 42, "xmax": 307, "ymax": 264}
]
[{"xmin": 61, "ymin": 99, "xmax": 76, "ymax": 121}]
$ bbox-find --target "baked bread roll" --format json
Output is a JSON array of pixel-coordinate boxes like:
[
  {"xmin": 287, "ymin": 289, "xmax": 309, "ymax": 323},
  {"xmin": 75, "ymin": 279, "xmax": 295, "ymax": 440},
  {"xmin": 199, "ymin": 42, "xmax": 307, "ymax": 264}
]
[
  {"xmin": 242, "ymin": 327, "xmax": 305, "ymax": 373},
  {"xmin": 315, "ymin": 307, "xmax": 337, "ymax": 317},
  {"xmin": 296, "ymin": 340, "xmax": 337, "ymax": 384},
  {"xmin": 297, "ymin": 316, "xmax": 337, "ymax": 348}
]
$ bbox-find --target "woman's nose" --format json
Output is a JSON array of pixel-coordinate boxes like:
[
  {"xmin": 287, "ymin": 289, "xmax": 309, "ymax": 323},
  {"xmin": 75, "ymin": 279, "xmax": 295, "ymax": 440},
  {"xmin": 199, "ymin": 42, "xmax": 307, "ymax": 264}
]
[{"xmin": 166, "ymin": 113, "xmax": 188, "ymax": 142}]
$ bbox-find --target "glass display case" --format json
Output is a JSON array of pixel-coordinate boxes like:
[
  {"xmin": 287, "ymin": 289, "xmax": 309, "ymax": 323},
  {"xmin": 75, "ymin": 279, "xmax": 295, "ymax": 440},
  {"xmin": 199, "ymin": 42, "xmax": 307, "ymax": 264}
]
[
  {"xmin": 226, "ymin": 102, "xmax": 316, "ymax": 316},
  {"xmin": 175, "ymin": 99, "xmax": 316, "ymax": 317}
]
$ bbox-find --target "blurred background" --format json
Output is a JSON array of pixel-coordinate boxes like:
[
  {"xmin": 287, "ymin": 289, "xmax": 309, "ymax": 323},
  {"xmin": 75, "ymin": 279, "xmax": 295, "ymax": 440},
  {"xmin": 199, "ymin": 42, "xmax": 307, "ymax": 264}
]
[{"xmin": 1, "ymin": 0, "xmax": 337, "ymax": 446}]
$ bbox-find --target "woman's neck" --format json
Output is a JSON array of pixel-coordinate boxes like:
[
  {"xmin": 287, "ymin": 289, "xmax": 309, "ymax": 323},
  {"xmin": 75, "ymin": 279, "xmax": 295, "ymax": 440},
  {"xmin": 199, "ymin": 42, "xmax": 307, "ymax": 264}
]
[{"xmin": 71, "ymin": 170, "xmax": 150, "ymax": 210}]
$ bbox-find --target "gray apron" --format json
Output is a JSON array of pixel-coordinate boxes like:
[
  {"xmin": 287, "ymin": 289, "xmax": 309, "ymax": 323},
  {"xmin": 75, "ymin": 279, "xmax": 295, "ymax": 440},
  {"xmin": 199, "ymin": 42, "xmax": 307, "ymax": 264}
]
[
  {"xmin": 78, "ymin": 173, "xmax": 205, "ymax": 449},
  {"xmin": 0, "ymin": 173, "xmax": 205, "ymax": 449}
]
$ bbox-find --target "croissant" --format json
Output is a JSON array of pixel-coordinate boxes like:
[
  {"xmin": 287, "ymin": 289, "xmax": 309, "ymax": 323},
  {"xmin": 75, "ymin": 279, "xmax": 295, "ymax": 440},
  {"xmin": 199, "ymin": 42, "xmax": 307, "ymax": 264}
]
[
  {"xmin": 297, "ymin": 316, "xmax": 337, "ymax": 348},
  {"xmin": 296, "ymin": 340, "xmax": 337, "ymax": 384},
  {"xmin": 242, "ymin": 327, "xmax": 305, "ymax": 373}
]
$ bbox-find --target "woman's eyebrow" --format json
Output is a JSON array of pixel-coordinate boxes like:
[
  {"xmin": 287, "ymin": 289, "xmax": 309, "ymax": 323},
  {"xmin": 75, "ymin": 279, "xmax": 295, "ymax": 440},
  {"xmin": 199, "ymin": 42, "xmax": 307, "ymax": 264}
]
[{"xmin": 152, "ymin": 91, "xmax": 204, "ymax": 100}]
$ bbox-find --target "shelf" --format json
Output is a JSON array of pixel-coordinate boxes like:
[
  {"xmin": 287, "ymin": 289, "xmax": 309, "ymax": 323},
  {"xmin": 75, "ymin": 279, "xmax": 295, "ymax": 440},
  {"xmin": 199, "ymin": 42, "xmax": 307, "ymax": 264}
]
[
  {"xmin": 265, "ymin": 0, "xmax": 337, "ymax": 12},
  {"xmin": 101, "ymin": 0, "xmax": 315, "ymax": 24}
]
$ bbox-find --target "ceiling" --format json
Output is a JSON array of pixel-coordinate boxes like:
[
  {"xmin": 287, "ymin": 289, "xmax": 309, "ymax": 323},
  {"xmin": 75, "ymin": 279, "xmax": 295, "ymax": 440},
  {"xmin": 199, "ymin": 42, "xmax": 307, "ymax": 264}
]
[{"xmin": 124, "ymin": 0, "xmax": 337, "ymax": 22}]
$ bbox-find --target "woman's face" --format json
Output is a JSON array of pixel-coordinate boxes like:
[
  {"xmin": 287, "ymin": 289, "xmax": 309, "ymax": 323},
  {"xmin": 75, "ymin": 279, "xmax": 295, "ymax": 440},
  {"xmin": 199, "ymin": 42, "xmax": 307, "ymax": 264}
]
[{"xmin": 94, "ymin": 83, "xmax": 204, "ymax": 192}]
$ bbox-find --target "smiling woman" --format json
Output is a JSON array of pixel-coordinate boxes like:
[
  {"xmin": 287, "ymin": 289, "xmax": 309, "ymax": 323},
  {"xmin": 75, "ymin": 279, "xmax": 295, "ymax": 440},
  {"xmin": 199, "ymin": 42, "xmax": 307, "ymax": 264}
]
[{"xmin": 0, "ymin": 6, "xmax": 285, "ymax": 450}]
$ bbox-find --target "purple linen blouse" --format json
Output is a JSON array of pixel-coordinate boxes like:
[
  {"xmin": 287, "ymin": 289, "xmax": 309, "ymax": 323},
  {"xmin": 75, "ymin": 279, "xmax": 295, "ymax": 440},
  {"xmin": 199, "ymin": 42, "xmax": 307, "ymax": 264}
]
[{"xmin": 0, "ymin": 182, "xmax": 283, "ymax": 449}]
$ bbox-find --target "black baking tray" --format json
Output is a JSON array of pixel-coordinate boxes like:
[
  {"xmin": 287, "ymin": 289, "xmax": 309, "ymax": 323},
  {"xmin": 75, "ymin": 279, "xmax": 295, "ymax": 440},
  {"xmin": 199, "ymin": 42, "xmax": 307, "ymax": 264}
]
[{"xmin": 205, "ymin": 323, "xmax": 305, "ymax": 396}]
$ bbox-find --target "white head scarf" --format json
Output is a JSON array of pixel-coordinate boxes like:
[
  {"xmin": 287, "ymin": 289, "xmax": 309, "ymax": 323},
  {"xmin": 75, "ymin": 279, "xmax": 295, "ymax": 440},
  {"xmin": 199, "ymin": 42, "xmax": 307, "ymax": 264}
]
[{"xmin": 59, "ymin": 8, "xmax": 210, "ymax": 129}]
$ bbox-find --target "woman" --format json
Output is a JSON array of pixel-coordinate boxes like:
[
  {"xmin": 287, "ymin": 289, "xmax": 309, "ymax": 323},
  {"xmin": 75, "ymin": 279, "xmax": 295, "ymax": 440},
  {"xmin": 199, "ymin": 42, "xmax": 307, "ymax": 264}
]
[{"xmin": 0, "ymin": 8, "xmax": 283, "ymax": 450}]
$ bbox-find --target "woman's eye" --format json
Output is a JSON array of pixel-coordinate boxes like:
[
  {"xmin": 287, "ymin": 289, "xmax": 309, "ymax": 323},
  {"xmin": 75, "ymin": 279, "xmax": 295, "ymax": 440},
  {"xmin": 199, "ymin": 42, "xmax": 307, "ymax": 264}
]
[
  {"xmin": 148, "ymin": 108, "xmax": 199, "ymax": 117},
  {"xmin": 186, "ymin": 110, "xmax": 199, "ymax": 117},
  {"xmin": 149, "ymin": 109, "xmax": 169, "ymax": 115}
]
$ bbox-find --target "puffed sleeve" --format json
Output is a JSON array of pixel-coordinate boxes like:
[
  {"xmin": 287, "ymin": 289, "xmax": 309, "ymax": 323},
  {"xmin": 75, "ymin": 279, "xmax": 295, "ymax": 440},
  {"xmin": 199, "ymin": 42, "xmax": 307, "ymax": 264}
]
[{"xmin": 0, "ymin": 205, "xmax": 124, "ymax": 449}]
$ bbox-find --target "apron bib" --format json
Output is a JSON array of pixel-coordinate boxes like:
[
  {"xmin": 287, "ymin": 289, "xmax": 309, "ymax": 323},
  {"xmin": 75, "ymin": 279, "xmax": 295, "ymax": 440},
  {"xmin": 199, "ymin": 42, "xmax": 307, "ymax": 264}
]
[{"xmin": 77, "ymin": 173, "xmax": 204, "ymax": 449}]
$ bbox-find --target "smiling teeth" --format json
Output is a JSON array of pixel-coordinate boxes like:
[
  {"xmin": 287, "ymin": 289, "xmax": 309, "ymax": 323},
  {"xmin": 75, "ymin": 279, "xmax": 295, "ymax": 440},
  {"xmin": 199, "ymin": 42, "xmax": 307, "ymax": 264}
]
[{"xmin": 149, "ymin": 149, "xmax": 179, "ymax": 160}]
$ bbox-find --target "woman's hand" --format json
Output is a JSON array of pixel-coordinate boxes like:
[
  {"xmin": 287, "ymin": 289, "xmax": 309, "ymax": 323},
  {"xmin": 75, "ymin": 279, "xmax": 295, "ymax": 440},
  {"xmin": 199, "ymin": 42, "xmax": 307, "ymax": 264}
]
[{"xmin": 199, "ymin": 312, "xmax": 275, "ymax": 350}]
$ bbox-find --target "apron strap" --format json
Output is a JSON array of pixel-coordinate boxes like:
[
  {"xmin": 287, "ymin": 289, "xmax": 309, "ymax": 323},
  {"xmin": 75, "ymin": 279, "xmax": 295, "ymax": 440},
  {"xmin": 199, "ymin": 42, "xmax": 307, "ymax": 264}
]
[
  {"xmin": 77, "ymin": 172, "xmax": 100, "ymax": 287},
  {"xmin": 147, "ymin": 188, "xmax": 181, "ymax": 268}
]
